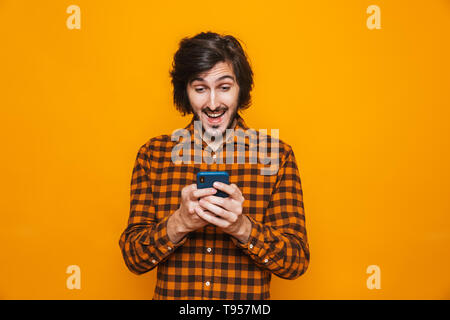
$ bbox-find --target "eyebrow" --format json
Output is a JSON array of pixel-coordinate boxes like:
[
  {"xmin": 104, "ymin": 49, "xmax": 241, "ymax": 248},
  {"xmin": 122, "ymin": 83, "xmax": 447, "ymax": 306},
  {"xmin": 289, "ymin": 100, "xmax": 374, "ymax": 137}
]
[{"xmin": 189, "ymin": 75, "xmax": 235, "ymax": 84}]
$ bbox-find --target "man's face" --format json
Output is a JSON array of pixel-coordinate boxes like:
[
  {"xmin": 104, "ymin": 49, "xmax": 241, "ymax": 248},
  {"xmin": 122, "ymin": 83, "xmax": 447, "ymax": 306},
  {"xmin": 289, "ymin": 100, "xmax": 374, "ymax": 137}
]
[{"xmin": 187, "ymin": 61, "xmax": 240, "ymax": 137}]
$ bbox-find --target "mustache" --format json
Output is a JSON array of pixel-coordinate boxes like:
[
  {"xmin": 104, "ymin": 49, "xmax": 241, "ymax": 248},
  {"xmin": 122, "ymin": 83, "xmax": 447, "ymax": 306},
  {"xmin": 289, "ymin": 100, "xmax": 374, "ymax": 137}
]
[{"xmin": 202, "ymin": 106, "xmax": 228, "ymax": 113}]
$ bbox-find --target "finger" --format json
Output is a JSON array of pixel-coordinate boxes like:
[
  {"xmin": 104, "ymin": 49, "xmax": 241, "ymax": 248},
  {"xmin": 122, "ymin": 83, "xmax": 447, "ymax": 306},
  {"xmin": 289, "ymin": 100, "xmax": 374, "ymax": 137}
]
[
  {"xmin": 199, "ymin": 198, "xmax": 238, "ymax": 223},
  {"xmin": 191, "ymin": 187, "xmax": 217, "ymax": 199},
  {"xmin": 188, "ymin": 202, "xmax": 197, "ymax": 214},
  {"xmin": 194, "ymin": 205, "xmax": 215, "ymax": 218},
  {"xmin": 195, "ymin": 206, "xmax": 229, "ymax": 229},
  {"xmin": 182, "ymin": 184, "xmax": 197, "ymax": 200},
  {"xmin": 213, "ymin": 182, "xmax": 243, "ymax": 201},
  {"xmin": 201, "ymin": 195, "xmax": 241, "ymax": 214}
]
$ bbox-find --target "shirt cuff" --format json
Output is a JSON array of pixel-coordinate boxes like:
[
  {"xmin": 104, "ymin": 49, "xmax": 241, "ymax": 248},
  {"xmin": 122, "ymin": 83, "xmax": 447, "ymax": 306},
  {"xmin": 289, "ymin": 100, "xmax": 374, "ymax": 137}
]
[
  {"xmin": 139, "ymin": 214, "xmax": 188, "ymax": 259},
  {"xmin": 231, "ymin": 214, "xmax": 265, "ymax": 257}
]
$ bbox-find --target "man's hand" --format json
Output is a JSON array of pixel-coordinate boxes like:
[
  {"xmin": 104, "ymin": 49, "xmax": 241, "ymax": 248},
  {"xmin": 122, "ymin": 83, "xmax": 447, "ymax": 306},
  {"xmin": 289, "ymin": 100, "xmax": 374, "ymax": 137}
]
[
  {"xmin": 167, "ymin": 184, "xmax": 217, "ymax": 243},
  {"xmin": 196, "ymin": 182, "xmax": 251, "ymax": 244}
]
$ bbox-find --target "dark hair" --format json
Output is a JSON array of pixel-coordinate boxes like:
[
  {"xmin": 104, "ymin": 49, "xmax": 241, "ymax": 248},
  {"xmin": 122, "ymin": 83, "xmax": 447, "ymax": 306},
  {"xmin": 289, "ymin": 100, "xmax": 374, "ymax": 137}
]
[{"xmin": 169, "ymin": 31, "xmax": 254, "ymax": 116}]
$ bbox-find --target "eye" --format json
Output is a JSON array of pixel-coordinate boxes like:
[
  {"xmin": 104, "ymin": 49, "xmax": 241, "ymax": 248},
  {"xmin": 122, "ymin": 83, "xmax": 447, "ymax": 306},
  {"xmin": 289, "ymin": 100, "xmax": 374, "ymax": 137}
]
[
  {"xmin": 195, "ymin": 87, "xmax": 205, "ymax": 93},
  {"xmin": 220, "ymin": 86, "xmax": 231, "ymax": 91}
]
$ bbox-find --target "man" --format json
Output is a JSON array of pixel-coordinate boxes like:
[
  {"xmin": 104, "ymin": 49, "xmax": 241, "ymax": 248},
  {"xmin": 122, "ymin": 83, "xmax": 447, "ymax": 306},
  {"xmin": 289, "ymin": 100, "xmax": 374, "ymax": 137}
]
[{"xmin": 119, "ymin": 32, "xmax": 310, "ymax": 300}]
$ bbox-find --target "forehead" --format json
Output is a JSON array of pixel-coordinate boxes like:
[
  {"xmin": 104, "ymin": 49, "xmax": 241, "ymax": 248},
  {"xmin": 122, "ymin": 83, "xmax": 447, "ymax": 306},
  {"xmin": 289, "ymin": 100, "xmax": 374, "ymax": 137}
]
[{"xmin": 195, "ymin": 61, "xmax": 235, "ymax": 81}]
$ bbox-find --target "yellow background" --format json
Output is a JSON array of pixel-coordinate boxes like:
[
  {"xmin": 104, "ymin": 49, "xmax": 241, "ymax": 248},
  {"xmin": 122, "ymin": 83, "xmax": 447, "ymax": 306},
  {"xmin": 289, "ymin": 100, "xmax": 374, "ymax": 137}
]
[{"xmin": 1, "ymin": 0, "xmax": 449, "ymax": 299}]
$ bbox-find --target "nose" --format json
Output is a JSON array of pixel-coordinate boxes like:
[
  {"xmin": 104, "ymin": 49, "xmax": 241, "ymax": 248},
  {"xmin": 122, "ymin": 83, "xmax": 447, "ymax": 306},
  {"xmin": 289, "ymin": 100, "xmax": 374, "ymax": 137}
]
[{"xmin": 208, "ymin": 89, "xmax": 219, "ymax": 110}]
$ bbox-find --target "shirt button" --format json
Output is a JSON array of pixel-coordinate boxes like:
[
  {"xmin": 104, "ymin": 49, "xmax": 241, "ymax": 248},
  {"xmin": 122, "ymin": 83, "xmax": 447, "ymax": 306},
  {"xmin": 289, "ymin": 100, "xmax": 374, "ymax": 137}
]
[
  {"xmin": 264, "ymin": 258, "xmax": 269, "ymax": 263},
  {"xmin": 205, "ymin": 281, "xmax": 211, "ymax": 287},
  {"xmin": 152, "ymin": 259, "xmax": 156, "ymax": 264},
  {"xmin": 249, "ymin": 244, "xmax": 254, "ymax": 249},
  {"xmin": 167, "ymin": 246, "xmax": 172, "ymax": 251},
  {"xmin": 206, "ymin": 247, "xmax": 212, "ymax": 253}
]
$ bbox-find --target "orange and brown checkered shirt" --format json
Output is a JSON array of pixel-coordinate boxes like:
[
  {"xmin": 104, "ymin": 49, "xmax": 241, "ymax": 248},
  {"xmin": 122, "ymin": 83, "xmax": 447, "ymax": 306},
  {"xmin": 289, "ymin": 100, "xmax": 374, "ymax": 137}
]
[{"xmin": 119, "ymin": 114, "xmax": 310, "ymax": 299}]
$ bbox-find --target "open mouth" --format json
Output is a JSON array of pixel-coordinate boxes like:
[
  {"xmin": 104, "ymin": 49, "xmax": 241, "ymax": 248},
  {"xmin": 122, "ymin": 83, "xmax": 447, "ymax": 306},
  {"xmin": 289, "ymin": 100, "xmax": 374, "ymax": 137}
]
[
  {"xmin": 203, "ymin": 109, "xmax": 227, "ymax": 125},
  {"xmin": 204, "ymin": 109, "xmax": 226, "ymax": 119}
]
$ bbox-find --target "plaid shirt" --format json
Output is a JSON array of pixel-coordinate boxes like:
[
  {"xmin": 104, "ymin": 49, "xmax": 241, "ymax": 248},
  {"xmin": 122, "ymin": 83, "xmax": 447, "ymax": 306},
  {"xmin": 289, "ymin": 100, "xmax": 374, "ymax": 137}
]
[{"xmin": 119, "ymin": 114, "xmax": 310, "ymax": 300}]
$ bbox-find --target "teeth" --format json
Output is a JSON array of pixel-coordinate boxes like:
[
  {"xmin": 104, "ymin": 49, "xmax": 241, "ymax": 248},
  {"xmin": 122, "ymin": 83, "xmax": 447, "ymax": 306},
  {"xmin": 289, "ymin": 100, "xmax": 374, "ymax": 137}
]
[{"xmin": 206, "ymin": 111, "xmax": 225, "ymax": 118}]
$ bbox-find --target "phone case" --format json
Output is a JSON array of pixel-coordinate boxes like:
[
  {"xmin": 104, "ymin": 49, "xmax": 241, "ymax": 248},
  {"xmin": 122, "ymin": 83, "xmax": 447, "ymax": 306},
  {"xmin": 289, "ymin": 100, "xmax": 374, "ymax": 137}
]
[{"xmin": 196, "ymin": 171, "xmax": 230, "ymax": 198}]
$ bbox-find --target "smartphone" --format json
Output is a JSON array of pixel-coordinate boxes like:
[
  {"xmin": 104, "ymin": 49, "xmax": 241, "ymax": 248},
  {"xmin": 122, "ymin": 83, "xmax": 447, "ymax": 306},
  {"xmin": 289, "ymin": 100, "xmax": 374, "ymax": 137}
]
[{"xmin": 196, "ymin": 171, "xmax": 230, "ymax": 198}]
